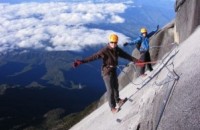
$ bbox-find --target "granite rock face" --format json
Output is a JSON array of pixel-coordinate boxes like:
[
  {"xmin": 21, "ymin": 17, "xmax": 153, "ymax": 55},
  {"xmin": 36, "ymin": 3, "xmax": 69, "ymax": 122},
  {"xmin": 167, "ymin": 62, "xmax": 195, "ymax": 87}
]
[
  {"xmin": 70, "ymin": 1, "xmax": 200, "ymax": 129},
  {"xmin": 96, "ymin": 0, "xmax": 200, "ymax": 122},
  {"xmin": 149, "ymin": 21, "xmax": 175, "ymax": 61},
  {"xmin": 139, "ymin": 26, "xmax": 200, "ymax": 130},
  {"xmin": 175, "ymin": 0, "xmax": 200, "ymax": 43},
  {"xmin": 119, "ymin": 0, "xmax": 200, "ymax": 89},
  {"xmin": 70, "ymin": 26, "xmax": 200, "ymax": 130},
  {"xmin": 119, "ymin": 0, "xmax": 200, "ymax": 129},
  {"xmin": 118, "ymin": 21, "xmax": 175, "ymax": 88}
]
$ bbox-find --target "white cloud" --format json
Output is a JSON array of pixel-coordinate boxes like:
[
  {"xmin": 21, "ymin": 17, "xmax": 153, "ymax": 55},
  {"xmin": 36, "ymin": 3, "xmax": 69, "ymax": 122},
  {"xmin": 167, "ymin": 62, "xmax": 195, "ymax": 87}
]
[
  {"xmin": 0, "ymin": 2, "xmax": 130, "ymax": 53},
  {"xmin": 110, "ymin": 15, "xmax": 125, "ymax": 23}
]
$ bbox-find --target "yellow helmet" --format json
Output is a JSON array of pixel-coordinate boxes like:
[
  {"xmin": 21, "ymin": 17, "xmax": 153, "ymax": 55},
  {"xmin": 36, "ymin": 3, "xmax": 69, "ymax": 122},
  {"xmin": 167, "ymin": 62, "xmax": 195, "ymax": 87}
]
[
  {"xmin": 109, "ymin": 34, "xmax": 118, "ymax": 43},
  {"xmin": 140, "ymin": 28, "xmax": 147, "ymax": 33}
]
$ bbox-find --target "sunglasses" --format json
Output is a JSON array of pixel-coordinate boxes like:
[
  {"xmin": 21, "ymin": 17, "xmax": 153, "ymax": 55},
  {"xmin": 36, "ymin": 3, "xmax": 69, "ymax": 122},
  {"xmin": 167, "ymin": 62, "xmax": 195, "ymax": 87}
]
[{"xmin": 110, "ymin": 42, "xmax": 117, "ymax": 44}]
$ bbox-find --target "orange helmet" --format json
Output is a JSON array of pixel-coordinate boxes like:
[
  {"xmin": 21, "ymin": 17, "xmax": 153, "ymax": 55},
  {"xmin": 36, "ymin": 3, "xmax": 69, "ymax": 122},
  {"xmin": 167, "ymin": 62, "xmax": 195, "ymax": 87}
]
[{"xmin": 109, "ymin": 34, "xmax": 118, "ymax": 43}]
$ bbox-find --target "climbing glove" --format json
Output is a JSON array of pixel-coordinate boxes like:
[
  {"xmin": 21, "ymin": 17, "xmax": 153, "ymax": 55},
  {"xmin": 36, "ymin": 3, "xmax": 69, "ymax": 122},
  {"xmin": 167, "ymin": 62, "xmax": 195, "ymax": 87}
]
[
  {"xmin": 123, "ymin": 42, "xmax": 128, "ymax": 47},
  {"xmin": 135, "ymin": 59, "xmax": 145, "ymax": 67},
  {"xmin": 73, "ymin": 60, "xmax": 83, "ymax": 68}
]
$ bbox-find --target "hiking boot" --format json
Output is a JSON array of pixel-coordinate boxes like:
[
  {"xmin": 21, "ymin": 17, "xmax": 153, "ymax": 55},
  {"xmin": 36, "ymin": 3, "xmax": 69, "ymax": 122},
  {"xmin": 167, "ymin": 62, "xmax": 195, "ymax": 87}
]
[
  {"xmin": 111, "ymin": 107, "xmax": 119, "ymax": 114},
  {"xmin": 117, "ymin": 99, "xmax": 126, "ymax": 107}
]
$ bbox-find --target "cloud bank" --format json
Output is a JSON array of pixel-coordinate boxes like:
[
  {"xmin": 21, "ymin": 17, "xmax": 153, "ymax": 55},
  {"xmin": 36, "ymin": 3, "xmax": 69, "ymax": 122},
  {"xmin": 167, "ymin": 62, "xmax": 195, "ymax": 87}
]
[{"xmin": 0, "ymin": 2, "xmax": 130, "ymax": 53}]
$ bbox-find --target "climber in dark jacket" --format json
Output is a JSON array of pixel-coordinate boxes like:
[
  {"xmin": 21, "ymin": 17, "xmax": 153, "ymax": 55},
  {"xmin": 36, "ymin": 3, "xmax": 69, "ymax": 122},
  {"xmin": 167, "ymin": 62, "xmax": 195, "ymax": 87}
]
[
  {"xmin": 124, "ymin": 25, "xmax": 159, "ymax": 76},
  {"xmin": 73, "ymin": 34, "xmax": 143, "ymax": 114}
]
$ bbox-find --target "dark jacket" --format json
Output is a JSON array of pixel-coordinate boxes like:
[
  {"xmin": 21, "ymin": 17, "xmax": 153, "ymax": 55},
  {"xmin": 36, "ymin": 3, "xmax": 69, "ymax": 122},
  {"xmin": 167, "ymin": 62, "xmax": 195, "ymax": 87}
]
[{"xmin": 82, "ymin": 45, "xmax": 137, "ymax": 76}]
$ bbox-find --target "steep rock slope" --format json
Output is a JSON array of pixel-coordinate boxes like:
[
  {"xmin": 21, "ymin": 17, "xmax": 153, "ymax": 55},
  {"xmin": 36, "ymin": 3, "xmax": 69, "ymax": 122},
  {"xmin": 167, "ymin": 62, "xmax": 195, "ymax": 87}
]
[
  {"xmin": 118, "ymin": 20, "xmax": 176, "ymax": 88},
  {"xmin": 95, "ymin": 21, "xmax": 176, "ymax": 107},
  {"xmin": 175, "ymin": 0, "xmax": 200, "ymax": 43},
  {"xmin": 139, "ymin": 26, "xmax": 200, "ymax": 130},
  {"xmin": 70, "ymin": 0, "xmax": 200, "ymax": 129},
  {"xmin": 119, "ymin": 0, "xmax": 200, "ymax": 89},
  {"xmin": 70, "ymin": 25, "xmax": 200, "ymax": 130}
]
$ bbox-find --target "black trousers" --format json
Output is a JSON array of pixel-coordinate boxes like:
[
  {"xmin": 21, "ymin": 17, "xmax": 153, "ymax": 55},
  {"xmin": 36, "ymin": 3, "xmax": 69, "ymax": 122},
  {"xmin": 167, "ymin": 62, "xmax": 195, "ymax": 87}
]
[
  {"xmin": 139, "ymin": 51, "xmax": 153, "ymax": 75},
  {"xmin": 103, "ymin": 71, "xmax": 120, "ymax": 109}
]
